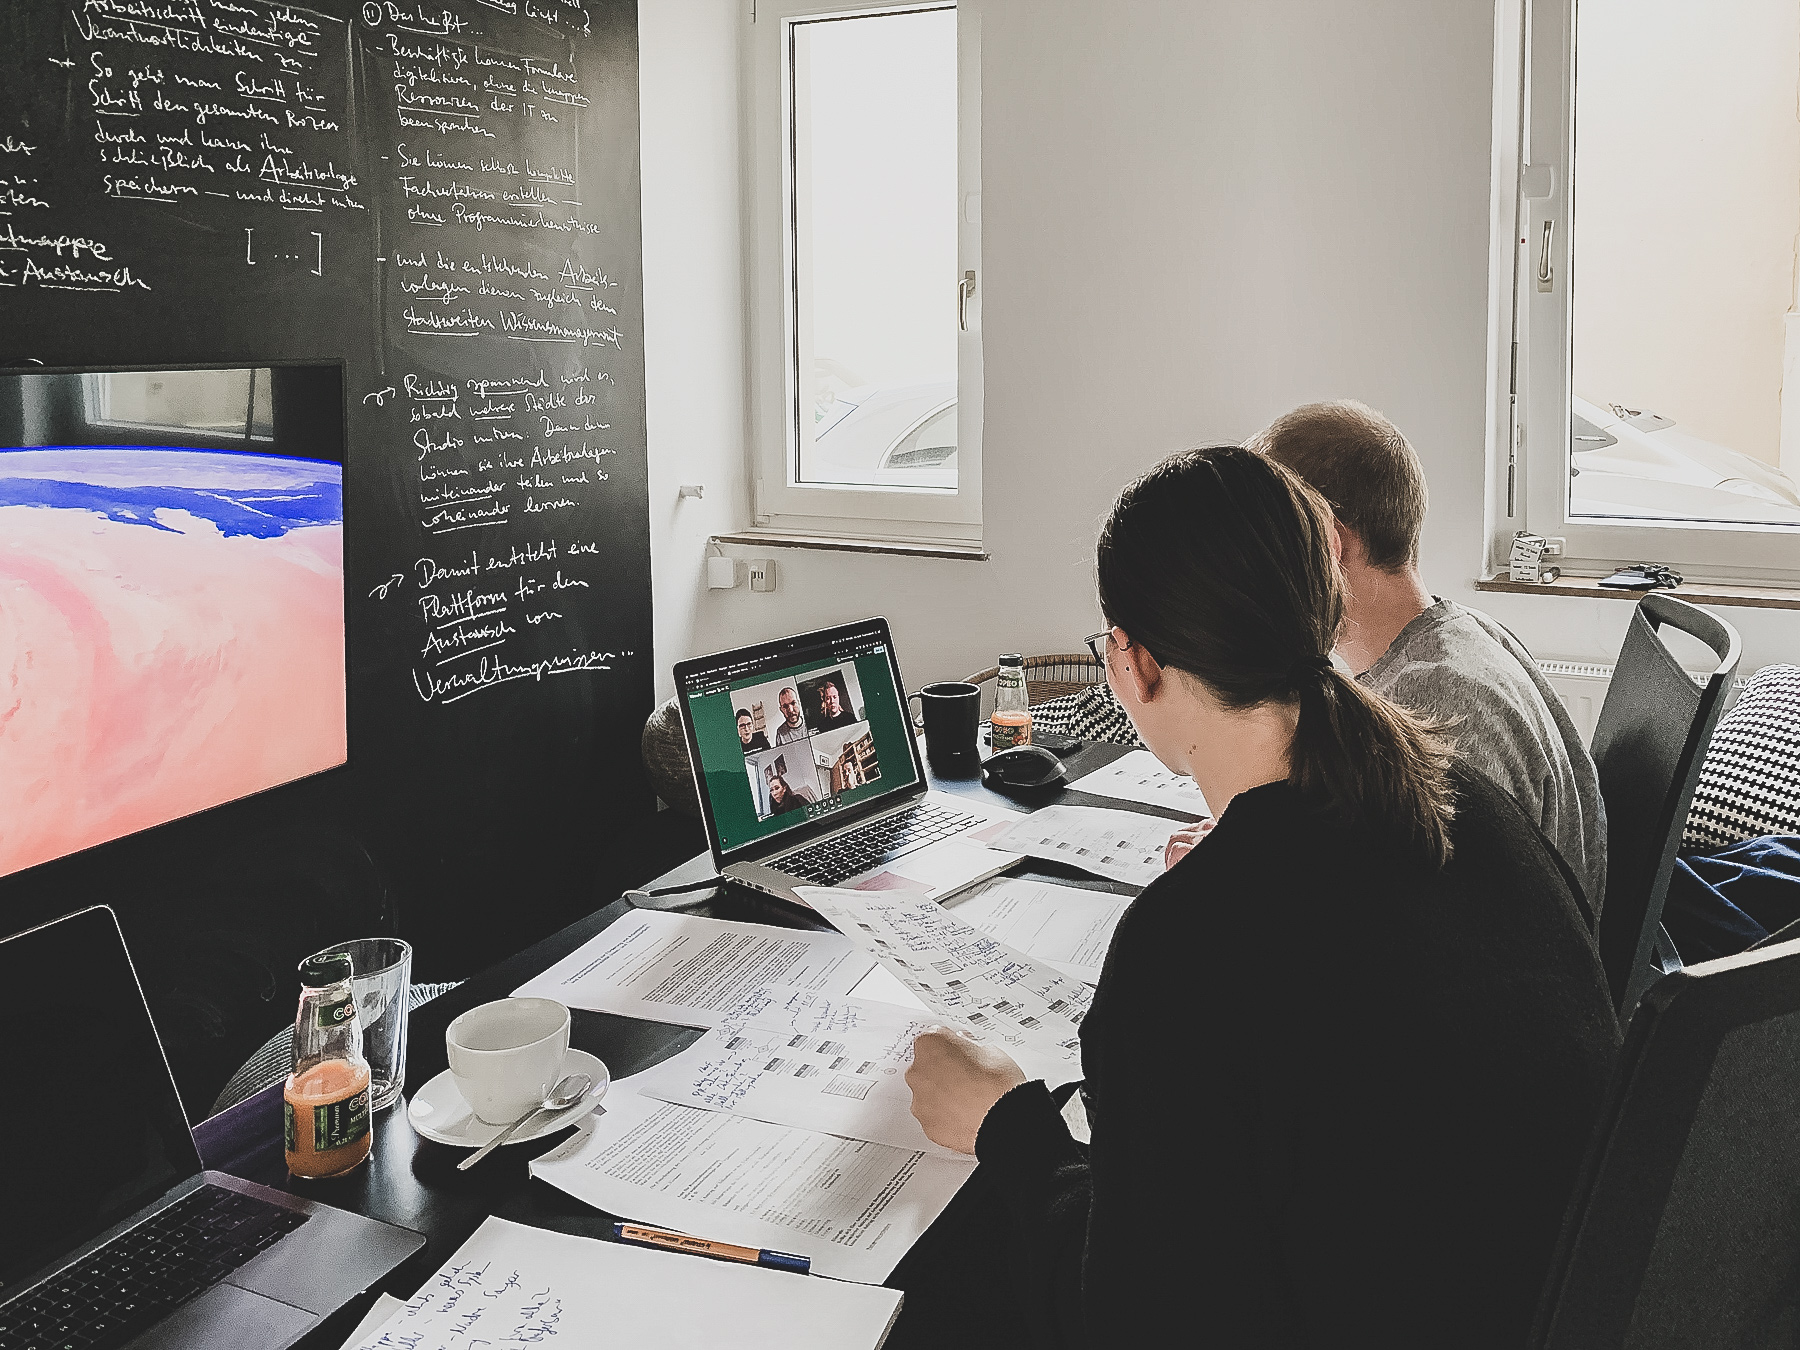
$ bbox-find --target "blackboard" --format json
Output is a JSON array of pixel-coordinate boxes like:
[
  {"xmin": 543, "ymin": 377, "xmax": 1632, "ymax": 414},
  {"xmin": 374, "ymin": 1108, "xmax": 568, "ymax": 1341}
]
[{"xmin": 0, "ymin": 0, "xmax": 655, "ymax": 1090}]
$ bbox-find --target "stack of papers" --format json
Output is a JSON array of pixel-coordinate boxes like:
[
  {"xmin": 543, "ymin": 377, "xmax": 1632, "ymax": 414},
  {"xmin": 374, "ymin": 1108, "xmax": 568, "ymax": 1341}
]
[
  {"xmin": 512, "ymin": 829, "xmax": 1163, "ymax": 1292},
  {"xmin": 531, "ymin": 1091, "xmax": 973, "ymax": 1284},
  {"xmin": 344, "ymin": 1215, "xmax": 903, "ymax": 1349},
  {"xmin": 797, "ymin": 886, "xmax": 1092, "ymax": 1083},
  {"xmin": 1066, "ymin": 748, "xmax": 1211, "ymax": 817},
  {"xmin": 631, "ymin": 983, "xmax": 962, "ymax": 1156},
  {"xmin": 512, "ymin": 910, "xmax": 875, "ymax": 1027},
  {"xmin": 517, "ymin": 908, "xmax": 979, "ymax": 1284},
  {"xmin": 980, "ymin": 803, "xmax": 1179, "ymax": 888},
  {"xmin": 948, "ymin": 876, "xmax": 1129, "ymax": 984}
]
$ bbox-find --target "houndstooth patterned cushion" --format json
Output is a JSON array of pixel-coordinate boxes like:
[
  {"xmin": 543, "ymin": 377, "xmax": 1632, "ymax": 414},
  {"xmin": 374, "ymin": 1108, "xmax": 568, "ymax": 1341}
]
[
  {"xmin": 1030, "ymin": 681, "xmax": 1142, "ymax": 747},
  {"xmin": 1682, "ymin": 664, "xmax": 1800, "ymax": 851}
]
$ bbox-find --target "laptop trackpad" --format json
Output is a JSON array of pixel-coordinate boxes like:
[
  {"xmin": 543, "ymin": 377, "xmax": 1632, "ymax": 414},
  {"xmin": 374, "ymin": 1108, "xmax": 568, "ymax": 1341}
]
[{"xmin": 130, "ymin": 1282, "xmax": 314, "ymax": 1350}]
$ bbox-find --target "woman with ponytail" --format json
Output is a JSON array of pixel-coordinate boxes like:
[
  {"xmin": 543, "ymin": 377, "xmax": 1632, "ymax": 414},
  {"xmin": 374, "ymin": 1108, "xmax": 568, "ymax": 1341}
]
[{"xmin": 902, "ymin": 447, "xmax": 1619, "ymax": 1348}]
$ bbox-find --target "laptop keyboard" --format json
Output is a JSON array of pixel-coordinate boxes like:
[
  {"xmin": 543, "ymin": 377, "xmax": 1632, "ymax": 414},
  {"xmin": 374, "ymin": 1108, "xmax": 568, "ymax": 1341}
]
[
  {"xmin": 777, "ymin": 801, "xmax": 983, "ymax": 885},
  {"xmin": 0, "ymin": 1185, "xmax": 306, "ymax": 1350}
]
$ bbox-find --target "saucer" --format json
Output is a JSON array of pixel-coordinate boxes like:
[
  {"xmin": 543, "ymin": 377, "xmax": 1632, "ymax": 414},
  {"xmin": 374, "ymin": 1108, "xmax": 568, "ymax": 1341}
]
[{"xmin": 408, "ymin": 1049, "xmax": 609, "ymax": 1148}]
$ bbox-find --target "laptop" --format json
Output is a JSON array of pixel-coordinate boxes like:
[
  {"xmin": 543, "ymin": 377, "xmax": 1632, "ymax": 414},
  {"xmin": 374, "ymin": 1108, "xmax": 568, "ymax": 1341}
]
[
  {"xmin": 675, "ymin": 618, "xmax": 1022, "ymax": 907},
  {"xmin": 0, "ymin": 906, "xmax": 425, "ymax": 1350}
]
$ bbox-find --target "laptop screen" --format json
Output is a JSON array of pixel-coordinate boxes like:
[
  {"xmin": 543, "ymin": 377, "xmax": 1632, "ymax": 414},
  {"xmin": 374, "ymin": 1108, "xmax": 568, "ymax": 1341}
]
[
  {"xmin": 0, "ymin": 907, "xmax": 203, "ymax": 1295},
  {"xmin": 678, "ymin": 620, "xmax": 922, "ymax": 858}
]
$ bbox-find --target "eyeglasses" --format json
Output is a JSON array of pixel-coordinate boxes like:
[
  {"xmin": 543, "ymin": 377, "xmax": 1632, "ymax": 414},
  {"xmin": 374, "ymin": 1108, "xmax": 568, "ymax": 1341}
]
[{"xmin": 1084, "ymin": 631, "xmax": 1111, "ymax": 666}]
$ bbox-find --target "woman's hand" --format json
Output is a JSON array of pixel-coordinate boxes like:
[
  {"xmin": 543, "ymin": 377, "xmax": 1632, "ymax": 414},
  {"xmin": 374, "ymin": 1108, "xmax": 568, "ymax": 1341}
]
[
  {"xmin": 1164, "ymin": 816, "xmax": 1215, "ymax": 869},
  {"xmin": 906, "ymin": 1027, "xmax": 1027, "ymax": 1154}
]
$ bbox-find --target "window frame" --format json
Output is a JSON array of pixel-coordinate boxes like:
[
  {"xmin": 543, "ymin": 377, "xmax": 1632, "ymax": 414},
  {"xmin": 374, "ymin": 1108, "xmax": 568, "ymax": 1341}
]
[
  {"xmin": 744, "ymin": 0, "xmax": 981, "ymax": 545},
  {"xmin": 82, "ymin": 369, "xmax": 275, "ymax": 445},
  {"xmin": 1498, "ymin": 0, "xmax": 1800, "ymax": 586}
]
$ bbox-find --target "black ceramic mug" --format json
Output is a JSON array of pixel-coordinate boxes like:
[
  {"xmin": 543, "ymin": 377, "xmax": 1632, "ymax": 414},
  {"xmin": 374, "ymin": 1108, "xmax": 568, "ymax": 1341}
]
[{"xmin": 908, "ymin": 681, "xmax": 982, "ymax": 764}]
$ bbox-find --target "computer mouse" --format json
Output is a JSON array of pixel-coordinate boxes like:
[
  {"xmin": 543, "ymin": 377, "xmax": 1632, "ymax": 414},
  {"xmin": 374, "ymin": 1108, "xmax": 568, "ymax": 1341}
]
[{"xmin": 981, "ymin": 745, "xmax": 1067, "ymax": 789}]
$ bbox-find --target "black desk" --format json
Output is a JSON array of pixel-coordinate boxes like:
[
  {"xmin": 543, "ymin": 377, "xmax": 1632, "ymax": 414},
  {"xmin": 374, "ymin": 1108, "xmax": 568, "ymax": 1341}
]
[{"xmin": 193, "ymin": 739, "xmax": 1183, "ymax": 1347}]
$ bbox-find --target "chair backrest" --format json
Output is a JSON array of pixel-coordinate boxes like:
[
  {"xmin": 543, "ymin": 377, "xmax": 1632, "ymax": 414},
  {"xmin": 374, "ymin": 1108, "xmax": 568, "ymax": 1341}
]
[
  {"xmin": 962, "ymin": 653, "xmax": 1103, "ymax": 714},
  {"xmin": 1591, "ymin": 594, "xmax": 1741, "ymax": 1013},
  {"xmin": 1531, "ymin": 937, "xmax": 1800, "ymax": 1348}
]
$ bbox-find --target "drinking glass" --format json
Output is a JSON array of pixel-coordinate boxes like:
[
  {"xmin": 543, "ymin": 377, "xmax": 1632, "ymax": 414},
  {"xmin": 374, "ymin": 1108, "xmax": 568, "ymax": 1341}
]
[{"xmin": 302, "ymin": 937, "xmax": 412, "ymax": 1112}]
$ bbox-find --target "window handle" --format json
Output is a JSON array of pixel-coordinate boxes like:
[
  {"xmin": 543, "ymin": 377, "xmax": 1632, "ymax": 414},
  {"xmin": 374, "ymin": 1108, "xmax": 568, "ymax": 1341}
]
[
  {"xmin": 1537, "ymin": 220, "xmax": 1555, "ymax": 292},
  {"xmin": 958, "ymin": 269, "xmax": 977, "ymax": 330}
]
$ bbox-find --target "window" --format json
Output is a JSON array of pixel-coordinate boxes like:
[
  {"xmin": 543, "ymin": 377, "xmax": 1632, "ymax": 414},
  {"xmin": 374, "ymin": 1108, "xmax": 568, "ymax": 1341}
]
[
  {"xmin": 747, "ymin": 0, "xmax": 981, "ymax": 544},
  {"xmin": 84, "ymin": 369, "xmax": 274, "ymax": 443},
  {"xmin": 1501, "ymin": 0, "xmax": 1800, "ymax": 584}
]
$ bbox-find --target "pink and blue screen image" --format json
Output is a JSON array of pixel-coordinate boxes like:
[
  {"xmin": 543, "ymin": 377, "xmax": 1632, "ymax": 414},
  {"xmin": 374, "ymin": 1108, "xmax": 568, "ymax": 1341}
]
[{"xmin": 0, "ymin": 445, "xmax": 346, "ymax": 877}]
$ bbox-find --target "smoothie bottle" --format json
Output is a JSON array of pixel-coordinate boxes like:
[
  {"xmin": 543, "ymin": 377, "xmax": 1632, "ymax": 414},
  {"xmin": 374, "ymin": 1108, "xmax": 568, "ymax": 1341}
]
[
  {"xmin": 990, "ymin": 652, "xmax": 1033, "ymax": 749},
  {"xmin": 284, "ymin": 951, "xmax": 373, "ymax": 1179}
]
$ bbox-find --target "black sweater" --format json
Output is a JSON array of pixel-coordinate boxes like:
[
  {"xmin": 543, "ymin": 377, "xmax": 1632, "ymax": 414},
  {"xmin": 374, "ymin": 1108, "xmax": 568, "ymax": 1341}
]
[{"xmin": 974, "ymin": 767, "xmax": 1620, "ymax": 1348}]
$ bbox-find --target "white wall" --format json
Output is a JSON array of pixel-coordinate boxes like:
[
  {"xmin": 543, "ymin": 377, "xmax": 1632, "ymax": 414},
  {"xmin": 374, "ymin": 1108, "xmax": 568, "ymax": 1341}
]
[
  {"xmin": 641, "ymin": 0, "xmax": 1800, "ymax": 698},
  {"xmin": 638, "ymin": 0, "xmax": 753, "ymax": 703}
]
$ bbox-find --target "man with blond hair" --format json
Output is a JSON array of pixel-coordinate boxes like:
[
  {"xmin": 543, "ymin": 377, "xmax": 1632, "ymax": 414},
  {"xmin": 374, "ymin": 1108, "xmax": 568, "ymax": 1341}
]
[{"xmin": 1249, "ymin": 399, "xmax": 1605, "ymax": 914}]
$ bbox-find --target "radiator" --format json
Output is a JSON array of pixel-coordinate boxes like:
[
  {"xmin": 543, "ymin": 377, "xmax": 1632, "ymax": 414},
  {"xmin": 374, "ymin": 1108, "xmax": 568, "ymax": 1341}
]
[
  {"xmin": 1536, "ymin": 660, "xmax": 1616, "ymax": 746},
  {"xmin": 1534, "ymin": 659, "xmax": 1728, "ymax": 748}
]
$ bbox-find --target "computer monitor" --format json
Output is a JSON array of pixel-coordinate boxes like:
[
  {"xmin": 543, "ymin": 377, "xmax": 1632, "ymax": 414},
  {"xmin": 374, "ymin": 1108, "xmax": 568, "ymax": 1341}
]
[{"xmin": 0, "ymin": 364, "xmax": 347, "ymax": 878}]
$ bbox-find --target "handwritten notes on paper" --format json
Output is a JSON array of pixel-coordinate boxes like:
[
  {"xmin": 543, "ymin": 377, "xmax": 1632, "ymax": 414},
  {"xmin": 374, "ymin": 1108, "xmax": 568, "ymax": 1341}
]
[
  {"xmin": 346, "ymin": 1215, "xmax": 904, "ymax": 1350},
  {"xmin": 531, "ymin": 1090, "xmax": 973, "ymax": 1285},
  {"xmin": 797, "ymin": 886, "xmax": 1092, "ymax": 1084},
  {"xmin": 510, "ymin": 910, "xmax": 876, "ymax": 1028},
  {"xmin": 1066, "ymin": 748, "xmax": 1212, "ymax": 817},
  {"xmin": 981, "ymin": 804, "xmax": 1178, "ymax": 889},
  {"xmin": 631, "ymin": 983, "xmax": 962, "ymax": 1157},
  {"xmin": 949, "ymin": 877, "xmax": 1130, "ymax": 984}
]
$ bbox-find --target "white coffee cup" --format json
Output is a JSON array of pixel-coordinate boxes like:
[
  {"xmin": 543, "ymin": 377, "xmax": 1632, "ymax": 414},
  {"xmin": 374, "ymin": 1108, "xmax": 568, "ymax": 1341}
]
[{"xmin": 445, "ymin": 997, "xmax": 571, "ymax": 1125}]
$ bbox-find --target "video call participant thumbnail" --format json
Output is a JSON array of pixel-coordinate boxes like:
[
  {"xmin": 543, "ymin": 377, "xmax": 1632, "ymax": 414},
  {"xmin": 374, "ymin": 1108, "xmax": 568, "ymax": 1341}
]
[
  {"xmin": 805, "ymin": 674, "xmax": 860, "ymax": 732},
  {"xmin": 764, "ymin": 754, "xmax": 814, "ymax": 815},
  {"xmin": 737, "ymin": 708, "xmax": 771, "ymax": 753},
  {"xmin": 774, "ymin": 687, "xmax": 810, "ymax": 744}
]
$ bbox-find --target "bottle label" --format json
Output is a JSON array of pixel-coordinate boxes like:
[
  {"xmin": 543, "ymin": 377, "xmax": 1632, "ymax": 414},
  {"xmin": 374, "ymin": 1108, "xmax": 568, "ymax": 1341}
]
[
  {"xmin": 311, "ymin": 1086, "xmax": 371, "ymax": 1153},
  {"xmin": 990, "ymin": 713, "xmax": 1032, "ymax": 750},
  {"xmin": 283, "ymin": 1100, "xmax": 297, "ymax": 1153},
  {"xmin": 315, "ymin": 992, "xmax": 355, "ymax": 1030}
]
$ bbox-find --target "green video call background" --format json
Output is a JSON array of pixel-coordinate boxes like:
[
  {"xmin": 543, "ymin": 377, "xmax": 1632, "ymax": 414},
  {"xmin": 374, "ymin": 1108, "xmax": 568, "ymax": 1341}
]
[{"xmin": 694, "ymin": 652, "xmax": 919, "ymax": 852}]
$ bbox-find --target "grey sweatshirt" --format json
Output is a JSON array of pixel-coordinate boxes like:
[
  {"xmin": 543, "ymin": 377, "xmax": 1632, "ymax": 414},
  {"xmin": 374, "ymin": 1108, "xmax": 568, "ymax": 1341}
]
[{"xmin": 1360, "ymin": 599, "xmax": 1607, "ymax": 917}]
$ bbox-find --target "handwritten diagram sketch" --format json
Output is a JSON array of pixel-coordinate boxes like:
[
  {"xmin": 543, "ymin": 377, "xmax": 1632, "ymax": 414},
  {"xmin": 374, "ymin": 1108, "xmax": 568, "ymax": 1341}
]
[{"xmin": 798, "ymin": 886, "xmax": 1092, "ymax": 1082}]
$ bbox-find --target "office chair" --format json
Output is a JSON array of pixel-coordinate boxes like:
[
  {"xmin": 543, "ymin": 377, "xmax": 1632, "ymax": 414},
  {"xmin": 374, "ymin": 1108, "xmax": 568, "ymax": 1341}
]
[
  {"xmin": 1530, "ymin": 937, "xmax": 1800, "ymax": 1348},
  {"xmin": 1591, "ymin": 593, "xmax": 1740, "ymax": 1015}
]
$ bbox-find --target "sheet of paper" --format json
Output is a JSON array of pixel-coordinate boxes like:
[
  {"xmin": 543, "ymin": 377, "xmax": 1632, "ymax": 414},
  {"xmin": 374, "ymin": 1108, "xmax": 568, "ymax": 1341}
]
[
  {"xmin": 849, "ymin": 879, "xmax": 1127, "ymax": 1003},
  {"xmin": 346, "ymin": 1215, "xmax": 902, "ymax": 1350},
  {"xmin": 1066, "ymin": 748, "xmax": 1211, "ymax": 817},
  {"xmin": 946, "ymin": 876, "xmax": 1130, "ymax": 984},
  {"xmin": 796, "ymin": 887, "xmax": 1091, "ymax": 1082},
  {"xmin": 511, "ymin": 910, "xmax": 876, "ymax": 1028},
  {"xmin": 338, "ymin": 1294, "xmax": 403, "ymax": 1350},
  {"xmin": 531, "ymin": 1088, "xmax": 973, "ymax": 1285},
  {"xmin": 980, "ymin": 803, "xmax": 1177, "ymax": 888},
  {"xmin": 631, "ymin": 983, "xmax": 962, "ymax": 1158},
  {"xmin": 848, "ymin": 963, "xmax": 930, "ymax": 1012}
]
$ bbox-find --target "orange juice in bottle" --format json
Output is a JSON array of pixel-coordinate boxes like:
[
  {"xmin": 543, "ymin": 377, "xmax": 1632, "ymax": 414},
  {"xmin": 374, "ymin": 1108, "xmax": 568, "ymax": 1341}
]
[
  {"xmin": 990, "ymin": 653, "xmax": 1032, "ymax": 750},
  {"xmin": 284, "ymin": 952, "xmax": 373, "ymax": 1179}
]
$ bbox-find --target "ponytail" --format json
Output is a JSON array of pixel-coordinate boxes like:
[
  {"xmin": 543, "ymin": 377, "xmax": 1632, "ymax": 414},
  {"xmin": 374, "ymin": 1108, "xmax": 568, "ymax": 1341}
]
[
  {"xmin": 1097, "ymin": 446, "xmax": 1456, "ymax": 866},
  {"xmin": 1292, "ymin": 668, "xmax": 1455, "ymax": 868}
]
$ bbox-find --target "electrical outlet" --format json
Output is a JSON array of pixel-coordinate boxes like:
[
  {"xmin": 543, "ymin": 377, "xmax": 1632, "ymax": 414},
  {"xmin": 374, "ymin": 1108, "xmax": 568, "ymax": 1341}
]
[{"xmin": 748, "ymin": 559, "xmax": 776, "ymax": 593}]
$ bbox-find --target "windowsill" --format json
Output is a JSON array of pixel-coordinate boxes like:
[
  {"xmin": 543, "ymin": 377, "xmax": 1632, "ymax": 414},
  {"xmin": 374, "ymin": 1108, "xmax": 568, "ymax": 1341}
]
[
  {"xmin": 1476, "ymin": 572, "xmax": 1800, "ymax": 611},
  {"xmin": 713, "ymin": 530, "xmax": 989, "ymax": 561}
]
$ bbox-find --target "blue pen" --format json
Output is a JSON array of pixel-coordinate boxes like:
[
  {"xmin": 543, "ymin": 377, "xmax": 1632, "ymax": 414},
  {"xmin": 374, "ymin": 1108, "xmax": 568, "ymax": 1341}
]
[{"xmin": 612, "ymin": 1222, "xmax": 812, "ymax": 1274}]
